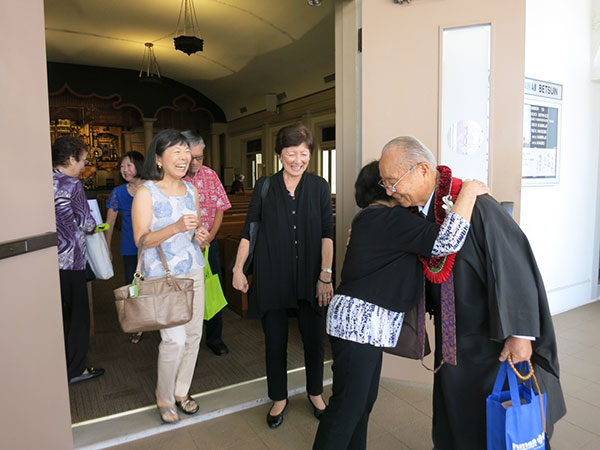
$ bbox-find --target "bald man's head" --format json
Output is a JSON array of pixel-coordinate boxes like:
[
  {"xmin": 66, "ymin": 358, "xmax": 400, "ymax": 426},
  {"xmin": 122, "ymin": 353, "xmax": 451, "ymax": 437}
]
[{"xmin": 378, "ymin": 136, "xmax": 438, "ymax": 207}]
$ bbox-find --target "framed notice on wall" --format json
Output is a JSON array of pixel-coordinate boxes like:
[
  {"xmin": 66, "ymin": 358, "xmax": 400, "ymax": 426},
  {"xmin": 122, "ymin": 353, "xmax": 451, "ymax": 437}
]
[{"xmin": 522, "ymin": 78, "xmax": 562, "ymax": 185}]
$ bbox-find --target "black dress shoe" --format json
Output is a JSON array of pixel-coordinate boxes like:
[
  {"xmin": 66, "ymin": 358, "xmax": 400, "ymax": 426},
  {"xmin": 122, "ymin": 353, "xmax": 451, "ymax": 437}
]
[
  {"xmin": 69, "ymin": 367, "xmax": 105, "ymax": 384},
  {"xmin": 266, "ymin": 399, "xmax": 288, "ymax": 429},
  {"xmin": 208, "ymin": 342, "xmax": 229, "ymax": 356},
  {"xmin": 307, "ymin": 394, "xmax": 326, "ymax": 419}
]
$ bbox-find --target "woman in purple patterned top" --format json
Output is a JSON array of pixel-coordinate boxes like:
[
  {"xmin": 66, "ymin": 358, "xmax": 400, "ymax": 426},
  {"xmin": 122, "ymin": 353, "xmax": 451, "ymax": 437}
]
[{"xmin": 52, "ymin": 136, "xmax": 104, "ymax": 384}]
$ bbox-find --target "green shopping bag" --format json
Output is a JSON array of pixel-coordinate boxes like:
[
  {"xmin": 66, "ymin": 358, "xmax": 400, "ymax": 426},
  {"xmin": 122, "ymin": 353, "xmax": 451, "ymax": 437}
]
[{"xmin": 203, "ymin": 245, "xmax": 228, "ymax": 320}]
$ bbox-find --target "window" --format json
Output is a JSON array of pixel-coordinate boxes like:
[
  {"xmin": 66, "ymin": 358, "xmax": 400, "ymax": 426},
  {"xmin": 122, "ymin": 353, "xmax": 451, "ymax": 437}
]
[
  {"xmin": 245, "ymin": 138, "xmax": 262, "ymax": 188},
  {"xmin": 321, "ymin": 147, "xmax": 336, "ymax": 194},
  {"xmin": 320, "ymin": 125, "xmax": 336, "ymax": 194}
]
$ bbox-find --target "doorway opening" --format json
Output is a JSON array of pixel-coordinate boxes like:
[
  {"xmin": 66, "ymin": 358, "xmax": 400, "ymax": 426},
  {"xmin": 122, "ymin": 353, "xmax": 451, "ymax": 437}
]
[{"xmin": 44, "ymin": 1, "xmax": 338, "ymax": 426}]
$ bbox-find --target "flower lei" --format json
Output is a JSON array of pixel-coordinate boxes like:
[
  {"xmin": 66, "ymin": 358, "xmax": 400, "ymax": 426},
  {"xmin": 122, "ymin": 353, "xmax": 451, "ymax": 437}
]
[{"xmin": 418, "ymin": 165, "xmax": 463, "ymax": 284}]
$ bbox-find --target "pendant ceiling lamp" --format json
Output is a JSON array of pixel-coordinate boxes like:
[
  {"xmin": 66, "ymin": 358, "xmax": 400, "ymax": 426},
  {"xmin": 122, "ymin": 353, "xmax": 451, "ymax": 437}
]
[
  {"xmin": 139, "ymin": 42, "xmax": 161, "ymax": 83},
  {"xmin": 174, "ymin": 0, "xmax": 204, "ymax": 55}
]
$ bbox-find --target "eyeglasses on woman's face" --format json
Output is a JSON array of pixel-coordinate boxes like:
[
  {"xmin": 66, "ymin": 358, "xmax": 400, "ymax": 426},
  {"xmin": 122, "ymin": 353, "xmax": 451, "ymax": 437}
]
[{"xmin": 378, "ymin": 162, "xmax": 420, "ymax": 193}]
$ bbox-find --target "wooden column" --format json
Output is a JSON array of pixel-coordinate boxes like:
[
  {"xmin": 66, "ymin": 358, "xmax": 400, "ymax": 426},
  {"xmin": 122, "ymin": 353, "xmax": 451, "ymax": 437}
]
[
  {"xmin": 142, "ymin": 118, "xmax": 156, "ymax": 151},
  {"xmin": 210, "ymin": 122, "xmax": 227, "ymax": 179}
]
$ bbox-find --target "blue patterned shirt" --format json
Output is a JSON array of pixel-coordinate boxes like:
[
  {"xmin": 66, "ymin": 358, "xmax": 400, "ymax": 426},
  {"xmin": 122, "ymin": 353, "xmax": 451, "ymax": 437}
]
[{"xmin": 141, "ymin": 181, "xmax": 205, "ymax": 278}]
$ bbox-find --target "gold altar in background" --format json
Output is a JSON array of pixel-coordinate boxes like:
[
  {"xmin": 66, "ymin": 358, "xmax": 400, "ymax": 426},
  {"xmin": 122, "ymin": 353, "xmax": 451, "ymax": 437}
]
[{"xmin": 50, "ymin": 118, "xmax": 123, "ymax": 189}]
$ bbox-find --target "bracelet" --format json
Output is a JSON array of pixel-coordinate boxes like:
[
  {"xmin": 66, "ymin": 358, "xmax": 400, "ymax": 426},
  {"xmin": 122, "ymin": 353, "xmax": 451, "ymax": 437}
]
[
  {"xmin": 321, "ymin": 268, "xmax": 332, "ymax": 274},
  {"xmin": 318, "ymin": 278, "xmax": 333, "ymax": 284}
]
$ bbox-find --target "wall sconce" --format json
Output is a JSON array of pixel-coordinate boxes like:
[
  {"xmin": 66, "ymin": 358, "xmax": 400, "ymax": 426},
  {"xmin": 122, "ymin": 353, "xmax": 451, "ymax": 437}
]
[{"xmin": 307, "ymin": 0, "xmax": 322, "ymax": 6}]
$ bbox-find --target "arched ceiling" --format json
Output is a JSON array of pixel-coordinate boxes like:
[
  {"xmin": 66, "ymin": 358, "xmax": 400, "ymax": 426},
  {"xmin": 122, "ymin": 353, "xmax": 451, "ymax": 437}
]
[{"xmin": 44, "ymin": 0, "xmax": 335, "ymax": 121}]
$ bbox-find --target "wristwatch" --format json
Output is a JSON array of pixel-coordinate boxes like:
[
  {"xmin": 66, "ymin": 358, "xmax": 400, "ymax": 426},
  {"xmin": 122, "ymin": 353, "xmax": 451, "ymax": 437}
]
[{"xmin": 321, "ymin": 268, "xmax": 332, "ymax": 274}]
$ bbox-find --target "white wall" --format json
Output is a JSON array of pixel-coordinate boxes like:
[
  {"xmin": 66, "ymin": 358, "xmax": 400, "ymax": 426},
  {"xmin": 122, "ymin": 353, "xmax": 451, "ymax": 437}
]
[{"xmin": 521, "ymin": 0, "xmax": 600, "ymax": 314}]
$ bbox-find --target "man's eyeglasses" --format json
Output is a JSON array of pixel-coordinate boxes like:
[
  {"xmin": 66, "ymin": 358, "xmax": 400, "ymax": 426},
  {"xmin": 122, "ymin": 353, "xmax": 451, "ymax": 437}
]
[
  {"xmin": 378, "ymin": 162, "xmax": 420, "ymax": 193},
  {"xmin": 191, "ymin": 155, "xmax": 204, "ymax": 162}
]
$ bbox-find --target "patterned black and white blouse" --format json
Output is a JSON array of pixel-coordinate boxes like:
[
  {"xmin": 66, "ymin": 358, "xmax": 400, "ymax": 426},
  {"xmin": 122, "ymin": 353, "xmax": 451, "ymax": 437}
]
[{"xmin": 326, "ymin": 211, "xmax": 469, "ymax": 347}]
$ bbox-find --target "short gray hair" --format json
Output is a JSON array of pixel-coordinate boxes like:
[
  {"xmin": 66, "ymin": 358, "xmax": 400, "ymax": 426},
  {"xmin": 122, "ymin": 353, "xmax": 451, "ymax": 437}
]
[
  {"xmin": 181, "ymin": 130, "xmax": 205, "ymax": 149},
  {"xmin": 381, "ymin": 136, "xmax": 437, "ymax": 169}
]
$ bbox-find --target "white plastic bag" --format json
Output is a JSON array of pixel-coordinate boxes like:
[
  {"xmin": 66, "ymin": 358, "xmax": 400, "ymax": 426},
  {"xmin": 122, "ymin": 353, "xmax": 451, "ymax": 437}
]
[{"xmin": 86, "ymin": 231, "xmax": 114, "ymax": 280}]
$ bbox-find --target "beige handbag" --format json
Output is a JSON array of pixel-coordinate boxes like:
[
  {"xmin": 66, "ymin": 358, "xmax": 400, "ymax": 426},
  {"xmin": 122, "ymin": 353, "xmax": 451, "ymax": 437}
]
[{"xmin": 113, "ymin": 236, "xmax": 194, "ymax": 333}]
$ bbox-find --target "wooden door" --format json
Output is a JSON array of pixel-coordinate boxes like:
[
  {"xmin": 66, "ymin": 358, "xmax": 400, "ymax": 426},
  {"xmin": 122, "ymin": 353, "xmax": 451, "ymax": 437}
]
[{"xmin": 345, "ymin": 0, "xmax": 526, "ymax": 382}]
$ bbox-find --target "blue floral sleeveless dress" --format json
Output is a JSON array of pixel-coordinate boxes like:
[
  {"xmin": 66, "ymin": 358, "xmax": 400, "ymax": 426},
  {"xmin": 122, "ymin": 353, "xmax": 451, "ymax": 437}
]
[{"xmin": 141, "ymin": 180, "xmax": 205, "ymax": 279}]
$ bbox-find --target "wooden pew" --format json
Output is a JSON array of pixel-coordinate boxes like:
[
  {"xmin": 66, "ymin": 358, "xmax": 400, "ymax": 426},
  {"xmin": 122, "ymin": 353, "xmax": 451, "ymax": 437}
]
[
  {"xmin": 219, "ymin": 237, "xmax": 249, "ymax": 317},
  {"xmin": 217, "ymin": 194, "xmax": 250, "ymax": 315}
]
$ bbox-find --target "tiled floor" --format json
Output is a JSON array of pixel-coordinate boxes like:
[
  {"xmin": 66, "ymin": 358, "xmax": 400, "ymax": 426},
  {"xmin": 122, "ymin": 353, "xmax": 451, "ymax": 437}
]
[{"xmin": 108, "ymin": 301, "xmax": 600, "ymax": 450}]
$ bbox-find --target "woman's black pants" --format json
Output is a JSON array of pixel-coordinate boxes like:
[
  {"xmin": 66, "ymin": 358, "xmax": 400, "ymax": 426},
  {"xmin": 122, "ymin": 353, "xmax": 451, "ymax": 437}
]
[
  {"xmin": 313, "ymin": 337, "xmax": 383, "ymax": 450},
  {"xmin": 261, "ymin": 301, "xmax": 324, "ymax": 401},
  {"xmin": 59, "ymin": 269, "xmax": 90, "ymax": 380}
]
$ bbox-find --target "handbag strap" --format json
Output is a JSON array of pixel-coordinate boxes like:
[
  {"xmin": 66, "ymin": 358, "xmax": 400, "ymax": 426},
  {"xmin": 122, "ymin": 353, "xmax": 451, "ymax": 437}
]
[
  {"xmin": 261, "ymin": 176, "xmax": 271, "ymax": 202},
  {"xmin": 492, "ymin": 359, "xmax": 509, "ymax": 397},
  {"xmin": 257, "ymin": 175, "xmax": 270, "ymax": 221},
  {"xmin": 134, "ymin": 234, "xmax": 174, "ymax": 280},
  {"xmin": 203, "ymin": 245, "xmax": 213, "ymax": 278},
  {"xmin": 246, "ymin": 176, "xmax": 270, "ymax": 255},
  {"xmin": 491, "ymin": 361, "xmax": 522, "ymax": 410},
  {"xmin": 507, "ymin": 356, "xmax": 547, "ymax": 433},
  {"xmin": 505, "ymin": 361, "xmax": 522, "ymax": 411}
]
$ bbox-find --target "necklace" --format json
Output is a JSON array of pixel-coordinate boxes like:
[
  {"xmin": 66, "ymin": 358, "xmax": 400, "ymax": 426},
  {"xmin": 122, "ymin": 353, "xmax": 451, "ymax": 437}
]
[
  {"xmin": 417, "ymin": 165, "xmax": 462, "ymax": 284},
  {"xmin": 126, "ymin": 179, "xmax": 143, "ymax": 196}
]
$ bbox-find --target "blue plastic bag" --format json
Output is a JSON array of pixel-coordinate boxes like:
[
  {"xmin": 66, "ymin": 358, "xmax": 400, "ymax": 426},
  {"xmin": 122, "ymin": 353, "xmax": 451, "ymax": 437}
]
[{"xmin": 486, "ymin": 361, "xmax": 547, "ymax": 450}]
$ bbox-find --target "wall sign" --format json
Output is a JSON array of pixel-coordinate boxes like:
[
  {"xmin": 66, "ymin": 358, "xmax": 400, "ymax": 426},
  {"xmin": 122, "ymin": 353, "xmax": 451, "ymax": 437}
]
[
  {"xmin": 522, "ymin": 78, "xmax": 562, "ymax": 185},
  {"xmin": 524, "ymin": 78, "xmax": 563, "ymax": 101}
]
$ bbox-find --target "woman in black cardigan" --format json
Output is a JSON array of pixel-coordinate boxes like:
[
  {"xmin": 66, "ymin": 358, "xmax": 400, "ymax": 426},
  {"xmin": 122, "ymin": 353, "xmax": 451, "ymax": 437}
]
[
  {"xmin": 312, "ymin": 161, "xmax": 488, "ymax": 450},
  {"xmin": 233, "ymin": 123, "xmax": 334, "ymax": 428}
]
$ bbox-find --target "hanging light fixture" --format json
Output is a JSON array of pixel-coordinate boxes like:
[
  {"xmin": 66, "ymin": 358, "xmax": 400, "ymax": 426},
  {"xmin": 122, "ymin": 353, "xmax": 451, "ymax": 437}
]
[
  {"xmin": 173, "ymin": 0, "xmax": 204, "ymax": 55},
  {"xmin": 307, "ymin": 0, "xmax": 322, "ymax": 5},
  {"xmin": 139, "ymin": 42, "xmax": 161, "ymax": 83}
]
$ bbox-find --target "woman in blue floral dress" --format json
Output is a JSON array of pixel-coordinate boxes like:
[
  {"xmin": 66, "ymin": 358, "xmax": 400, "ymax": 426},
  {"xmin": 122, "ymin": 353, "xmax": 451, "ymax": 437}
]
[{"xmin": 132, "ymin": 129, "xmax": 210, "ymax": 424}]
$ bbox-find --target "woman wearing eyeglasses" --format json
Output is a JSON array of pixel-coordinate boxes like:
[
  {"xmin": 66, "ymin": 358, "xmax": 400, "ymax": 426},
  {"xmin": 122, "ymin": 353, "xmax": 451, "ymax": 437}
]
[{"xmin": 312, "ymin": 161, "xmax": 488, "ymax": 450}]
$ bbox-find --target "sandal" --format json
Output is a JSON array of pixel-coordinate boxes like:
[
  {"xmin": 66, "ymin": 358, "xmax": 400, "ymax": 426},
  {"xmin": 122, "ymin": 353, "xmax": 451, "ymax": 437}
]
[
  {"xmin": 129, "ymin": 332, "xmax": 143, "ymax": 344},
  {"xmin": 175, "ymin": 395, "xmax": 199, "ymax": 415},
  {"xmin": 157, "ymin": 405, "xmax": 180, "ymax": 424}
]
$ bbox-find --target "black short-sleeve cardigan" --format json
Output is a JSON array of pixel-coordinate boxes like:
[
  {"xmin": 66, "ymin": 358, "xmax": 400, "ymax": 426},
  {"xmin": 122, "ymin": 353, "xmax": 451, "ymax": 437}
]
[{"xmin": 242, "ymin": 171, "xmax": 333, "ymax": 317}]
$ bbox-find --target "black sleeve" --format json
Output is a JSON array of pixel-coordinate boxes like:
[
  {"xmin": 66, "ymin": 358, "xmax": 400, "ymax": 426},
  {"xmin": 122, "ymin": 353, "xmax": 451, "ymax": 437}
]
[
  {"xmin": 319, "ymin": 178, "xmax": 334, "ymax": 239},
  {"xmin": 477, "ymin": 195, "xmax": 542, "ymax": 340},
  {"xmin": 367, "ymin": 206, "xmax": 440, "ymax": 256},
  {"xmin": 241, "ymin": 177, "xmax": 267, "ymax": 240}
]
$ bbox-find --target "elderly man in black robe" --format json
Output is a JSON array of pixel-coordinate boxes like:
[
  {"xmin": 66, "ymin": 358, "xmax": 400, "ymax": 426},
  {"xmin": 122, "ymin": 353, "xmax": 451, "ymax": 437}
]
[{"xmin": 378, "ymin": 136, "xmax": 565, "ymax": 450}]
